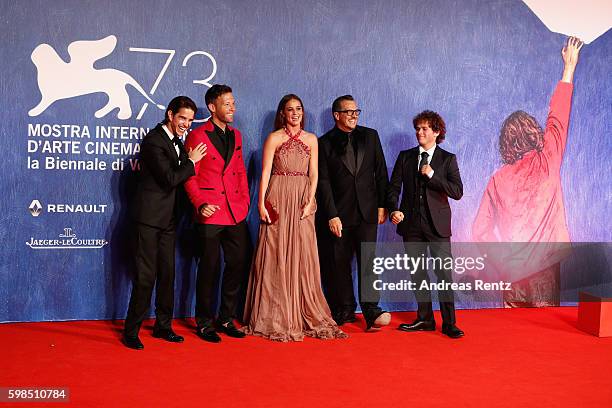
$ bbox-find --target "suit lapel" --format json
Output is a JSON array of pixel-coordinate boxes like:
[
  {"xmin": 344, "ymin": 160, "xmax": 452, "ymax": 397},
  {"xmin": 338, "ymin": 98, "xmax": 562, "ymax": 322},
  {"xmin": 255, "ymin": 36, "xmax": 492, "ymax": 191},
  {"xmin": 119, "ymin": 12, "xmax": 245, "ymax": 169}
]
[
  {"xmin": 224, "ymin": 127, "xmax": 235, "ymax": 170},
  {"xmin": 406, "ymin": 148, "xmax": 419, "ymax": 192},
  {"xmin": 205, "ymin": 128, "xmax": 226, "ymax": 164},
  {"xmin": 406, "ymin": 148, "xmax": 419, "ymax": 176},
  {"xmin": 158, "ymin": 124, "xmax": 180, "ymax": 165},
  {"xmin": 355, "ymin": 129, "xmax": 365, "ymax": 174},
  {"xmin": 429, "ymin": 147, "xmax": 442, "ymax": 172}
]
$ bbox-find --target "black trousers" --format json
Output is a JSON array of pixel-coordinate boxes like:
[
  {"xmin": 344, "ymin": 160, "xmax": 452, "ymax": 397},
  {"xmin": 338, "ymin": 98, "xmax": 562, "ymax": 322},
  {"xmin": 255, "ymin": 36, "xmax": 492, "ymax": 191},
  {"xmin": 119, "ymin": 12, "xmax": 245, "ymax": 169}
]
[
  {"xmin": 402, "ymin": 210, "xmax": 456, "ymax": 325},
  {"xmin": 318, "ymin": 221, "xmax": 382, "ymax": 322},
  {"xmin": 124, "ymin": 221, "xmax": 176, "ymax": 337},
  {"xmin": 194, "ymin": 221, "xmax": 252, "ymax": 328}
]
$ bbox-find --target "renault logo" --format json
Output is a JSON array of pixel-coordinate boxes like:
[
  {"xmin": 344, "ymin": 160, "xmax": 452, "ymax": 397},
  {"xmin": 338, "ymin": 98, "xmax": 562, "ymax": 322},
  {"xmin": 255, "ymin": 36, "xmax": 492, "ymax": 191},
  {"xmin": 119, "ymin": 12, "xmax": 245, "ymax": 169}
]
[{"xmin": 29, "ymin": 199, "xmax": 43, "ymax": 217}]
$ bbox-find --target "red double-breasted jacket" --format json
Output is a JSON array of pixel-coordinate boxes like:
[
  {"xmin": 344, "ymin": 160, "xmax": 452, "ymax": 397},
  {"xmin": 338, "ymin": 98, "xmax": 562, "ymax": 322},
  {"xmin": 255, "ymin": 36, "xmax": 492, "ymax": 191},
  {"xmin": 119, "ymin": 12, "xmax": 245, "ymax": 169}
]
[{"xmin": 184, "ymin": 120, "xmax": 250, "ymax": 225}]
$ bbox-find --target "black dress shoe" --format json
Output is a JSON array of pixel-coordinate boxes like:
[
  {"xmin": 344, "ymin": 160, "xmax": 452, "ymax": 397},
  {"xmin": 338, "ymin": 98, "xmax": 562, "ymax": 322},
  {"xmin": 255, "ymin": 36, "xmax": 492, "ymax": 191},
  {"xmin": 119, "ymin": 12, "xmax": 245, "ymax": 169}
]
[
  {"xmin": 333, "ymin": 310, "xmax": 356, "ymax": 326},
  {"xmin": 152, "ymin": 328, "xmax": 184, "ymax": 343},
  {"xmin": 343, "ymin": 311, "xmax": 357, "ymax": 323},
  {"xmin": 196, "ymin": 327, "xmax": 222, "ymax": 343},
  {"xmin": 398, "ymin": 319, "xmax": 436, "ymax": 332},
  {"xmin": 442, "ymin": 324, "xmax": 464, "ymax": 339},
  {"xmin": 333, "ymin": 312, "xmax": 346, "ymax": 326},
  {"xmin": 123, "ymin": 335, "xmax": 144, "ymax": 350},
  {"xmin": 218, "ymin": 321, "xmax": 246, "ymax": 338}
]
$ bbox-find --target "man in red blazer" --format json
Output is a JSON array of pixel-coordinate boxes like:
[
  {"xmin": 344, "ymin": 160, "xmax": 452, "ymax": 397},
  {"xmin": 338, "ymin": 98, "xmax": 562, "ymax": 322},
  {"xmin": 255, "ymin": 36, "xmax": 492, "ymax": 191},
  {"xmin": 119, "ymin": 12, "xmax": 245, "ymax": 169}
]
[{"xmin": 184, "ymin": 84, "xmax": 251, "ymax": 343}]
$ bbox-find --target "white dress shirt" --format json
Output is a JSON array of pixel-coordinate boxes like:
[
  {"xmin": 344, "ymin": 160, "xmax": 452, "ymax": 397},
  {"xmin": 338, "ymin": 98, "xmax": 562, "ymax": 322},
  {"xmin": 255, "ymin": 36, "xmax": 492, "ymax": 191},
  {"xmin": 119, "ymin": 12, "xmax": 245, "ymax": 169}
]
[{"xmin": 417, "ymin": 144, "xmax": 436, "ymax": 178}]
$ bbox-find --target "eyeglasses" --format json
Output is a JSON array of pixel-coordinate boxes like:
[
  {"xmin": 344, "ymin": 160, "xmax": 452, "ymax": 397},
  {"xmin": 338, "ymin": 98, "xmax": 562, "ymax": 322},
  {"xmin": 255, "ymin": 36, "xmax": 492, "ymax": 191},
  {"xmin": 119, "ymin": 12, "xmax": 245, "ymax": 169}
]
[{"xmin": 335, "ymin": 109, "xmax": 362, "ymax": 117}]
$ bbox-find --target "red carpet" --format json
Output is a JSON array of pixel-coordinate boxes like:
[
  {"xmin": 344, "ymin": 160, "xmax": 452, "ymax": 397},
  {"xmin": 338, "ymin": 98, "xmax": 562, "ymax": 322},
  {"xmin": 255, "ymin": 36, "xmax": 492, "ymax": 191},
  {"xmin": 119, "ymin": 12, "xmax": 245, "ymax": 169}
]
[{"xmin": 1, "ymin": 308, "xmax": 611, "ymax": 407}]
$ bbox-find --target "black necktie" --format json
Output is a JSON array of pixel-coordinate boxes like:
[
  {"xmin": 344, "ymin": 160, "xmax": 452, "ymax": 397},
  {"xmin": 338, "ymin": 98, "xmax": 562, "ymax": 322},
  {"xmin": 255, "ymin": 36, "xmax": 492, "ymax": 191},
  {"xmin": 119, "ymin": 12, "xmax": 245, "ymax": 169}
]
[
  {"xmin": 345, "ymin": 133, "xmax": 356, "ymax": 173},
  {"xmin": 419, "ymin": 151, "xmax": 429, "ymax": 171},
  {"xmin": 415, "ymin": 151, "xmax": 430, "ymax": 212},
  {"xmin": 172, "ymin": 136, "xmax": 180, "ymax": 146}
]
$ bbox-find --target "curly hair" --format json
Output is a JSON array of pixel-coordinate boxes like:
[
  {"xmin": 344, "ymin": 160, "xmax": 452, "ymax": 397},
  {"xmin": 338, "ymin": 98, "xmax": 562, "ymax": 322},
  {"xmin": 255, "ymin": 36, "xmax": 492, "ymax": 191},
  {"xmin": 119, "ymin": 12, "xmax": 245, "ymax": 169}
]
[
  {"xmin": 413, "ymin": 110, "xmax": 446, "ymax": 144},
  {"xmin": 499, "ymin": 111, "xmax": 544, "ymax": 165}
]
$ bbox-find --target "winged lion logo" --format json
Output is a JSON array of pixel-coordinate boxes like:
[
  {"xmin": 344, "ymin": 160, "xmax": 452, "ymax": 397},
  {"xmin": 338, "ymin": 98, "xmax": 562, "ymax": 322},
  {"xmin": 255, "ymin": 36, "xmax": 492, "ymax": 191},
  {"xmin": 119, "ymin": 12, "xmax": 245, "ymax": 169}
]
[{"xmin": 29, "ymin": 35, "xmax": 164, "ymax": 120}]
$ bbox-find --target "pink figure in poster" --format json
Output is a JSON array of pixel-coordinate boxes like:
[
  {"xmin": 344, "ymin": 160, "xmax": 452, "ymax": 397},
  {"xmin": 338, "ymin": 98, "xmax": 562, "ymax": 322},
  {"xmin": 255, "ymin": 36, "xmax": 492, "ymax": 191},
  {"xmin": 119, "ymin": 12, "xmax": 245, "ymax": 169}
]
[{"xmin": 472, "ymin": 37, "xmax": 584, "ymax": 307}]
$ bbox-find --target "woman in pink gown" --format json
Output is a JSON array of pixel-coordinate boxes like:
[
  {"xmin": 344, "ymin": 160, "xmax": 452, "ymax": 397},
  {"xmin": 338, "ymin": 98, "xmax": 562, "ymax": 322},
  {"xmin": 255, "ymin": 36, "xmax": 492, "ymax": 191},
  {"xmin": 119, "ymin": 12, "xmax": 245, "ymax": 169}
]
[{"xmin": 242, "ymin": 94, "xmax": 347, "ymax": 341}]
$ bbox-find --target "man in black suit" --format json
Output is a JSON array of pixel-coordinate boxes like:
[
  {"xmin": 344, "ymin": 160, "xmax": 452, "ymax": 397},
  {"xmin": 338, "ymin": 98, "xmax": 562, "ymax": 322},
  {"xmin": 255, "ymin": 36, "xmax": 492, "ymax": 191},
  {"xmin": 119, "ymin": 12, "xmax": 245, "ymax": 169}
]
[
  {"xmin": 123, "ymin": 96, "xmax": 207, "ymax": 350},
  {"xmin": 317, "ymin": 95, "xmax": 391, "ymax": 331},
  {"xmin": 387, "ymin": 110, "xmax": 464, "ymax": 338}
]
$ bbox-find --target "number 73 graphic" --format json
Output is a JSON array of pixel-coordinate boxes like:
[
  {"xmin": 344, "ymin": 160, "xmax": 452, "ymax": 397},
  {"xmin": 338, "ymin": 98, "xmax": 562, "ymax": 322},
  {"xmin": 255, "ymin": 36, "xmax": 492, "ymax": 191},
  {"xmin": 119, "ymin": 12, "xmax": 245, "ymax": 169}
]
[{"xmin": 128, "ymin": 47, "xmax": 217, "ymax": 122}]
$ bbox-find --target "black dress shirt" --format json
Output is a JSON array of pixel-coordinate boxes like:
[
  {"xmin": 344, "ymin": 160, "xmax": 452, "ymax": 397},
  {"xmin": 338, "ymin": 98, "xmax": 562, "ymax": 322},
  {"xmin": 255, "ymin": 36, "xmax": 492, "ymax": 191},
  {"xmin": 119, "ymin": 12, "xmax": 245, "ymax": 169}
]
[{"xmin": 211, "ymin": 122, "xmax": 231, "ymax": 161}]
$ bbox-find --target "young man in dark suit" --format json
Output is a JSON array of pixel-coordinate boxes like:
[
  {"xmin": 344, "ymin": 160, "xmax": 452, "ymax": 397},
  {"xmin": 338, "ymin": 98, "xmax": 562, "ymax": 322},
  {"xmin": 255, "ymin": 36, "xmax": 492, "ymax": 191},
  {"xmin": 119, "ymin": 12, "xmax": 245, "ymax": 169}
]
[
  {"xmin": 387, "ymin": 110, "xmax": 464, "ymax": 338},
  {"xmin": 124, "ymin": 96, "xmax": 207, "ymax": 350},
  {"xmin": 317, "ymin": 95, "xmax": 391, "ymax": 331}
]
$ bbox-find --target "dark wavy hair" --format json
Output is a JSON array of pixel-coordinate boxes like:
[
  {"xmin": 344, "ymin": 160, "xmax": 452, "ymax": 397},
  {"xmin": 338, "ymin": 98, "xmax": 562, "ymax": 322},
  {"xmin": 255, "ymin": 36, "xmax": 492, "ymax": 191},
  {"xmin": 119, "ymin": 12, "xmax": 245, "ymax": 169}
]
[
  {"xmin": 412, "ymin": 110, "xmax": 446, "ymax": 144},
  {"xmin": 499, "ymin": 110, "xmax": 544, "ymax": 165},
  {"xmin": 274, "ymin": 94, "xmax": 305, "ymax": 130},
  {"xmin": 164, "ymin": 96, "xmax": 197, "ymax": 124}
]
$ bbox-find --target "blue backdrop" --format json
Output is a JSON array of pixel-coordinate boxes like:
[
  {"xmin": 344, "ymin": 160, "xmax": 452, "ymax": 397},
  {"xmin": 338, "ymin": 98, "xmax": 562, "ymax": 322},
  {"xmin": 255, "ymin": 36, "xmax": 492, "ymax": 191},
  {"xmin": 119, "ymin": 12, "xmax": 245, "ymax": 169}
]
[{"xmin": 1, "ymin": 0, "xmax": 610, "ymax": 322}]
